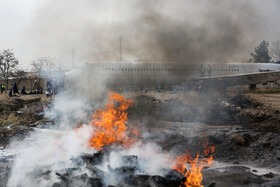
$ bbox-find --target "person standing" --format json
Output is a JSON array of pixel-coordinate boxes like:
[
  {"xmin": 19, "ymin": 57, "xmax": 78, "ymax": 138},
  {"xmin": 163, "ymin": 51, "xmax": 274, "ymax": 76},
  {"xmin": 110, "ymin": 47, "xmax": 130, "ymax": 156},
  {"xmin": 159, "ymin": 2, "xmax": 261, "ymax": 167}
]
[
  {"xmin": 207, "ymin": 65, "xmax": 212, "ymax": 76},
  {"xmin": 33, "ymin": 80, "xmax": 39, "ymax": 90},
  {"xmin": 0, "ymin": 83, "xmax": 6, "ymax": 94},
  {"xmin": 11, "ymin": 82, "xmax": 19, "ymax": 95}
]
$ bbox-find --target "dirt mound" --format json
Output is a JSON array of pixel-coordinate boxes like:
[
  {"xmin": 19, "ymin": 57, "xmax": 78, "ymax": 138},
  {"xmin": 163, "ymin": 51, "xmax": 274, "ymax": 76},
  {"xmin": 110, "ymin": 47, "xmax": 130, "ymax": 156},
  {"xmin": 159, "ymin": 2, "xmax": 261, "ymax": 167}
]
[{"xmin": 230, "ymin": 94, "xmax": 262, "ymax": 109}]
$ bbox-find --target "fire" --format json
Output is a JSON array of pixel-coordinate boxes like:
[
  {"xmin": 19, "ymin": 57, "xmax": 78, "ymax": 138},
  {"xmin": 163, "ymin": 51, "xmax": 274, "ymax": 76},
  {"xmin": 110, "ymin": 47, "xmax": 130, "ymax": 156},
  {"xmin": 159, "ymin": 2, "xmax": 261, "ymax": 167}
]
[
  {"xmin": 173, "ymin": 142, "xmax": 215, "ymax": 187},
  {"xmin": 77, "ymin": 92, "xmax": 138, "ymax": 151}
]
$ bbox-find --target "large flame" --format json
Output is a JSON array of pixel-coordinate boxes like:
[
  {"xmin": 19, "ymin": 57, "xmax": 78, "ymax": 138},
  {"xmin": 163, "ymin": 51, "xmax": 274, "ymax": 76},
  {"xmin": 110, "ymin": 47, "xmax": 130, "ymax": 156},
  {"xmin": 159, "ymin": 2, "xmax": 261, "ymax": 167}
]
[
  {"xmin": 79, "ymin": 92, "xmax": 138, "ymax": 151},
  {"xmin": 173, "ymin": 142, "xmax": 215, "ymax": 187}
]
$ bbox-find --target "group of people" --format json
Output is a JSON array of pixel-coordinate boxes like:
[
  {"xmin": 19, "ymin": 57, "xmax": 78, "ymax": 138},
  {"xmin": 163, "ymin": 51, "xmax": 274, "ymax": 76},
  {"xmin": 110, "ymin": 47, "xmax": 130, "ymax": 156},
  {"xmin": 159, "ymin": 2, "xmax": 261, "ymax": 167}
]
[
  {"xmin": 200, "ymin": 65, "xmax": 212, "ymax": 77},
  {"xmin": 8, "ymin": 82, "xmax": 33, "ymax": 96},
  {"xmin": 0, "ymin": 79, "xmax": 59, "ymax": 97},
  {"xmin": 29, "ymin": 80, "xmax": 43, "ymax": 95}
]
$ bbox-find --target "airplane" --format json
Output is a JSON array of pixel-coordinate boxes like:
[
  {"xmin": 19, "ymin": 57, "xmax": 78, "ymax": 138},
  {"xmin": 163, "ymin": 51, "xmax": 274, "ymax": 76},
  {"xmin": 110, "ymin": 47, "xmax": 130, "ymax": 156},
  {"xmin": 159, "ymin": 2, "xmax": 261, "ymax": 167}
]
[{"xmin": 65, "ymin": 62, "xmax": 280, "ymax": 92}]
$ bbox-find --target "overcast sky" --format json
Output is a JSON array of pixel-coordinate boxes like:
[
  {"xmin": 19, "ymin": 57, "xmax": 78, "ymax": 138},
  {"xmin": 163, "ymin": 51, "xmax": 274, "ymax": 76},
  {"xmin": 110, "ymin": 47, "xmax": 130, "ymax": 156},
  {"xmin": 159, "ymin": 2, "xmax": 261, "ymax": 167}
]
[{"xmin": 0, "ymin": 0, "xmax": 279, "ymax": 70}]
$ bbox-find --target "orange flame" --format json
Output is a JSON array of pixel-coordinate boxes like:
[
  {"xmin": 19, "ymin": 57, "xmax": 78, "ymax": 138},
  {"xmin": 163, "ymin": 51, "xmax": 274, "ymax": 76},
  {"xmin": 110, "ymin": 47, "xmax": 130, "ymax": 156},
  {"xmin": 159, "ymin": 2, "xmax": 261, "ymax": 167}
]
[
  {"xmin": 77, "ymin": 92, "xmax": 138, "ymax": 151},
  {"xmin": 173, "ymin": 142, "xmax": 215, "ymax": 187}
]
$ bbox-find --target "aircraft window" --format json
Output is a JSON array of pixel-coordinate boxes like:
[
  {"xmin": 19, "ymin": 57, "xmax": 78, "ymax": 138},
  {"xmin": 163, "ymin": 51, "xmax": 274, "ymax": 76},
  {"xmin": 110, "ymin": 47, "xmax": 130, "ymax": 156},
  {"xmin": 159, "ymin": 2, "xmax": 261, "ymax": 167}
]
[
  {"xmin": 237, "ymin": 69, "xmax": 239, "ymax": 71},
  {"xmin": 112, "ymin": 68, "xmax": 114, "ymax": 71},
  {"xmin": 122, "ymin": 68, "xmax": 124, "ymax": 71},
  {"xmin": 125, "ymin": 68, "xmax": 127, "ymax": 71},
  {"xmin": 153, "ymin": 68, "xmax": 155, "ymax": 71}
]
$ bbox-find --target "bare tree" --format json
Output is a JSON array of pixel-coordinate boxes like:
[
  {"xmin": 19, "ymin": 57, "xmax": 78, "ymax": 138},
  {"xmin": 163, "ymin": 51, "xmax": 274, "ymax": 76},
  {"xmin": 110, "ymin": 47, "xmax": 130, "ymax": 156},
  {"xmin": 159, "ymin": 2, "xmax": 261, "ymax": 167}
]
[
  {"xmin": 31, "ymin": 58, "xmax": 44, "ymax": 81},
  {"xmin": 0, "ymin": 49, "xmax": 19, "ymax": 89},
  {"xmin": 31, "ymin": 57, "xmax": 57, "ymax": 85},
  {"xmin": 270, "ymin": 40, "xmax": 280, "ymax": 62},
  {"xmin": 31, "ymin": 57, "xmax": 56, "ymax": 89}
]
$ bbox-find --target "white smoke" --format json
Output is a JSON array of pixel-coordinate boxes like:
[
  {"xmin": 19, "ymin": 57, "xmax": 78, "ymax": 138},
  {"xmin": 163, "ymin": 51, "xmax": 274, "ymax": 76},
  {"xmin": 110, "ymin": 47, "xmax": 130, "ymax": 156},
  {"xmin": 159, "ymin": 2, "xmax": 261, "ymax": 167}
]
[
  {"xmin": 8, "ymin": 125, "xmax": 94, "ymax": 186},
  {"xmin": 7, "ymin": 67, "xmax": 174, "ymax": 187}
]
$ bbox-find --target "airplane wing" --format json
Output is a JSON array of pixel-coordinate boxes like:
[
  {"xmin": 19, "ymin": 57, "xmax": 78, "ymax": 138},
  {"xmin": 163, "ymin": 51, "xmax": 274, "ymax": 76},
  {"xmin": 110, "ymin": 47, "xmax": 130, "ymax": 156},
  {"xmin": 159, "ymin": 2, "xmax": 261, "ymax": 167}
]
[{"xmin": 192, "ymin": 70, "xmax": 280, "ymax": 88}]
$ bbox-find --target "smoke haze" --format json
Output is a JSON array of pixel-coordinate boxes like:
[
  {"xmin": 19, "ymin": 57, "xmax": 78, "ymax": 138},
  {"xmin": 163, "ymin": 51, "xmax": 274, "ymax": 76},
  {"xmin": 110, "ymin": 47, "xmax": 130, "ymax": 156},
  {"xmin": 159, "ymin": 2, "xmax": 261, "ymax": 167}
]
[{"xmin": 1, "ymin": 0, "xmax": 280, "ymax": 68}]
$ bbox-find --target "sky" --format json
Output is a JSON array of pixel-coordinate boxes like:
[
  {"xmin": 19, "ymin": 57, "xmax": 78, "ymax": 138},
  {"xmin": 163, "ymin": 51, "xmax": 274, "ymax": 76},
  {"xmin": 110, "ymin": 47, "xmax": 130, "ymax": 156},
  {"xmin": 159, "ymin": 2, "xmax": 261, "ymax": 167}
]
[{"xmin": 0, "ymin": 0, "xmax": 279, "ymax": 71}]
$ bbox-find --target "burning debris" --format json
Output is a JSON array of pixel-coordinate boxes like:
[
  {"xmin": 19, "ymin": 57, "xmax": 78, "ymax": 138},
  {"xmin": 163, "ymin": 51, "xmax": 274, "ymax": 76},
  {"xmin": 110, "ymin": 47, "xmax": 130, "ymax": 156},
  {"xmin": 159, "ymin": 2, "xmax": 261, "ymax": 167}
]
[
  {"xmin": 173, "ymin": 142, "xmax": 215, "ymax": 187},
  {"xmin": 76, "ymin": 93, "xmax": 138, "ymax": 151},
  {"xmin": 57, "ymin": 93, "xmax": 215, "ymax": 187},
  {"xmin": 4, "ymin": 92, "xmax": 216, "ymax": 187}
]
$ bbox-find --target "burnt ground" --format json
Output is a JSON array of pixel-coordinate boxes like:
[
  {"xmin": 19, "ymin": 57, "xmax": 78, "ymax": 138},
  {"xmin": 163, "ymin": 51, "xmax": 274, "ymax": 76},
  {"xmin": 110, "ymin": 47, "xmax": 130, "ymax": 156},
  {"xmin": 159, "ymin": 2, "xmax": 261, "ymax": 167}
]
[
  {"xmin": 125, "ymin": 91, "xmax": 280, "ymax": 186},
  {"xmin": 0, "ymin": 90, "xmax": 280, "ymax": 186}
]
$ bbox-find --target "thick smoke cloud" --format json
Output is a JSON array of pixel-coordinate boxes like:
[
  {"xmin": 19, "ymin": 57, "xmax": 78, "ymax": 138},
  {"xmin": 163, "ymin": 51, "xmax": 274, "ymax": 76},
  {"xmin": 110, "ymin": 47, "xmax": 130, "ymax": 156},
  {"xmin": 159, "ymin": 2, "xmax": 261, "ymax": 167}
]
[{"xmin": 24, "ymin": 0, "xmax": 273, "ymax": 66}]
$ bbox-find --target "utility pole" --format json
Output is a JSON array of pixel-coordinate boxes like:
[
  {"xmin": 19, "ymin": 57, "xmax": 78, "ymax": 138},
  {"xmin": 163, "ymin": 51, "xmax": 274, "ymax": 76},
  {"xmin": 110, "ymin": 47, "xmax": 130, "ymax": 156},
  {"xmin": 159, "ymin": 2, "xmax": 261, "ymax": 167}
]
[
  {"xmin": 176, "ymin": 49, "xmax": 180, "ymax": 63},
  {"xmin": 72, "ymin": 41, "xmax": 75, "ymax": 69},
  {"xmin": 118, "ymin": 35, "xmax": 123, "ymax": 62}
]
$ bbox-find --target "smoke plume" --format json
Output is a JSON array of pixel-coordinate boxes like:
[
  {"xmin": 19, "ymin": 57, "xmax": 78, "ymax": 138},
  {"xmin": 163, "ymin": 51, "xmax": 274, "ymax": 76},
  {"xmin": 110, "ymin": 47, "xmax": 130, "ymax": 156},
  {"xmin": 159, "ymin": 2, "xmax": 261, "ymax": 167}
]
[{"xmin": 24, "ymin": 0, "xmax": 272, "ymax": 66}]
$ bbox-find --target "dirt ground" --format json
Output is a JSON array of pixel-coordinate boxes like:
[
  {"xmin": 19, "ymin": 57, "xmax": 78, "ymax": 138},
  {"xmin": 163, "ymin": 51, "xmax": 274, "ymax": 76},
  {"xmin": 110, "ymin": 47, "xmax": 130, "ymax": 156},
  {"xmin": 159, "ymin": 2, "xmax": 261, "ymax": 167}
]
[
  {"xmin": 0, "ymin": 89, "xmax": 280, "ymax": 186},
  {"xmin": 0, "ymin": 94, "xmax": 52, "ymax": 147}
]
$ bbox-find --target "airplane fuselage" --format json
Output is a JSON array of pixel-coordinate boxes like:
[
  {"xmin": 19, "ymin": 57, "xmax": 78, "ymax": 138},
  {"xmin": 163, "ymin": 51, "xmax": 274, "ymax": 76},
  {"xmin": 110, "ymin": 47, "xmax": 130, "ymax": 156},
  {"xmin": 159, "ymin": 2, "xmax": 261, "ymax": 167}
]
[{"xmin": 67, "ymin": 62, "xmax": 280, "ymax": 90}]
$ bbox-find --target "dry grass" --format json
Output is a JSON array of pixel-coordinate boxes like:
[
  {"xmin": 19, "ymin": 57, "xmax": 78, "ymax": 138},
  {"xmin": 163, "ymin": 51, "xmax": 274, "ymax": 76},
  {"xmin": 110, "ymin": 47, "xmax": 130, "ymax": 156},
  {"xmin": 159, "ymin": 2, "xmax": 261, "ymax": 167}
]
[
  {"xmin": 0, "ymin": 112, "xmax": 31, "ymax": 127},
  {"xmin": 0, "ymin": 93, "xmax": 46, "ymax": 101}
]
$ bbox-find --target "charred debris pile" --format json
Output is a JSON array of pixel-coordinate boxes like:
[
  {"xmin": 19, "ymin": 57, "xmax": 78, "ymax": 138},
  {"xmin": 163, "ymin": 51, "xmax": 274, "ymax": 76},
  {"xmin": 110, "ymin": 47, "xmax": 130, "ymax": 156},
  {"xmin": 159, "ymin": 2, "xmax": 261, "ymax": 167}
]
[{"xmin": 45, "ymin": 149, "xmax": 186, "ymax": 187}]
